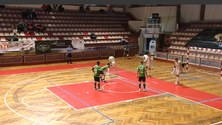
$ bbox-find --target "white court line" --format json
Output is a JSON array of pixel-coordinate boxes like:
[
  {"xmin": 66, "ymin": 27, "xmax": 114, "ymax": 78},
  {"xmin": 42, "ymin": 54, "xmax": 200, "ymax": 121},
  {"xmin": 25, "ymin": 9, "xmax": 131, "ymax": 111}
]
[
  {"xmin": 22, "ymin": 89, "xmax": 70, "ymax": 109},
  {"xmin": 0, "ymin": 80, "xmax": 47, "ymax": 87},
  {"xmin": 4, "ymin": 67, "xmax": 88, "ymax": 124},
  {"xmin": 194, "ymin": 70, "xmax": 220, "ymax": 77},
  {"xmin": 152, "ymin": 81, "xmax": 158, "ymax": 84},
  {"xmin": 102, "ymin": 82, "xmax": 139, "ymax": 93},
  {"xmin": 45, "ymin": 78, "xmax": 120, "ymax": 89},
  {"xmin": 120, "ymin": 75, "xmax": 222, "ymax": 112},
  {"xmin": 168, "ymin": 92, "xmax": 222, "ymax": 112},
  {"xmin": 45, "ymin": 87, "xmax": 76, "ymax": 110},
  {"xmin": 3, "ymin": 66, "xmax": 125, "ymax": 124},
  {"xmin": 75, "ymin": 93, "xmax": 167, "ymax": 111},
  {"xmin": 0, "ymin": 66, "xmax": 87, "ymax": 76},
  {"xmin": 211, "ymin": 121, "xmax": 222, "ymax": 125},
  {"xmin": 4, "ymin": 80, "xmax": 50, "ymax": 125}
]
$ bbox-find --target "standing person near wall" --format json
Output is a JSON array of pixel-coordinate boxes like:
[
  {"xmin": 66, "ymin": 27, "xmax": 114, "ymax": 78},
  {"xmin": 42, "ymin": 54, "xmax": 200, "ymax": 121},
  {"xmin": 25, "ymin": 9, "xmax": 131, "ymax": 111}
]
[
  {"xmin": 11, "ymin": 23, "xmax": 17, "ymax": 33},
  {"xmin": 67, "ymin": 45, "xmax": 73, "ymax": 64}
]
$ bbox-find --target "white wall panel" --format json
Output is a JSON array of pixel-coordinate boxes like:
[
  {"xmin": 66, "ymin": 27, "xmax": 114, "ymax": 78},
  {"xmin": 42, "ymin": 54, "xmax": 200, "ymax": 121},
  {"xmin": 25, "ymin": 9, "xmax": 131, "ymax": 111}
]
[
  {"xmin": 205, "ymin": 4, "xmax": 222, "ymax": 20},
  {"xmin": 180, "ymin": 4, "xmax": 201, "ymax": 23}
]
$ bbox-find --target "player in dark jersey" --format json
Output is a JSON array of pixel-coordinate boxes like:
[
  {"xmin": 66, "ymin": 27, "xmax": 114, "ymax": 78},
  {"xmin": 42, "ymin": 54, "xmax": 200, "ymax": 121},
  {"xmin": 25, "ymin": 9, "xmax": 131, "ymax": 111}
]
[
  {"xmin": 137, "ymin": 61, "xmax": 148, "ymax": 92},
  {"xmin": 92, "ymin": 61, "xmax": 101, "ymax": 90},
  {"xmin": 99, "ymin": 63, "xmax": 110, "ymax": 83}
]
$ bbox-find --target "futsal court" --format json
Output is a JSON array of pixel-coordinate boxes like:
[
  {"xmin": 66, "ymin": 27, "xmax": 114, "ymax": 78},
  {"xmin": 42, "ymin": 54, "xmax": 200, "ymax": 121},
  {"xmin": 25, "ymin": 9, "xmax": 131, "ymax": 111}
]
[{"xmin": 0, "ymin": 57, "xmax": 222, "ymax": 125}]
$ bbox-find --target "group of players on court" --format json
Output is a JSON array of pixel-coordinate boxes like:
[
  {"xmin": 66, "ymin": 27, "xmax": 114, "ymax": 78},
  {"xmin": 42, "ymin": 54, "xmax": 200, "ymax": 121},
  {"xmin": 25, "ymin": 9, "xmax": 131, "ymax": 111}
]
[
  {"xmin": 92, "ymin": 52, "xmax": 187, "ymax": 91},
  {"xmin": 92, "ymin": 54, "xmax": 117, "ymax": 91}
]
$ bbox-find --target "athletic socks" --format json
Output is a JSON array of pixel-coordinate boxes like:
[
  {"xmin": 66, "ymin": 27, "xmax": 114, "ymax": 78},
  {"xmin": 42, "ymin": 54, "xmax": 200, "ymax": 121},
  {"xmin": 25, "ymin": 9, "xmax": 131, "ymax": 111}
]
[
  {"xmin": 172, "ymin": 67, "xmax": 176, "ymax": 73},
  {"xmin": 114, "ymin": 68, "xmax": 117, "ymax": 74},
  {"xmin": 139, "ymin": 82, "xmax": 141, "ymax": 89},
  {"xmin": 176, "ymin": 77, "xmax": 179, "ymax": 84},
  {"xmin": 143, "ymin": 83, "xmax": 146, "ymax": 89},
  {"xmin": 108, "ymin": 68, "xmax": 110, "ymax": 74},
  {"xmin": 98, "ymin": 82, "xmax": 100, "ymax": 89},
  {"xmin": 94, "ymin": 82, "xmax": 96, "ymax": 89}
]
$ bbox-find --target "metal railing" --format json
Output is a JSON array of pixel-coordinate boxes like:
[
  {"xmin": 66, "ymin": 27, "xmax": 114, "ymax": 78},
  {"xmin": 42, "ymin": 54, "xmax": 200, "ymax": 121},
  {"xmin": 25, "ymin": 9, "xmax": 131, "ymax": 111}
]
[{"xmin": 154, "ymin": 51, "xmax": 221, "ymax": 69}]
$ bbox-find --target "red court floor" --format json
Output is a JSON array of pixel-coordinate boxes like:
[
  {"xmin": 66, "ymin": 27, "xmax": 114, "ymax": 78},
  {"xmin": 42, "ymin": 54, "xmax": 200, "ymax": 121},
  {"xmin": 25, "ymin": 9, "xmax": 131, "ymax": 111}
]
[
  {"xmin": 47, "ymin": 78, "xmax": 160, "ymax": 110},
  {"xmin": 45, "ymin": 63, "xmax": 222, "ymax": 111},
  {"xmin": 0, "ymin": 63, "xmax": 221, "ymax": 110}
]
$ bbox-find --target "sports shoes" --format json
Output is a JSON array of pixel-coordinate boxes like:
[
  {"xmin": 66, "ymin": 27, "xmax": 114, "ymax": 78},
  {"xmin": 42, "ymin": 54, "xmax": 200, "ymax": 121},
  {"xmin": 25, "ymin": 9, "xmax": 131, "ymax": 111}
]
[
  {"xmin": 103, "ymin": 81, "xmax": 107, "ymax": 83},
  {"xmin": 94, "ymin": 88, "xmax": 97, "ymax": 90},
  {"xmin": 175, "ymin": 82, "xmax": 178, "ymax": 85},
  {"xmin": 98, "ymin": 89, "xmax": 102, "ymax": 91},
  {"xmin": 139, "ymin": 88, "xmax": 141, "ymax": 91},
  {"xmin": 143, "ymin": 89, "xmax": 147, "ymax": 92}
]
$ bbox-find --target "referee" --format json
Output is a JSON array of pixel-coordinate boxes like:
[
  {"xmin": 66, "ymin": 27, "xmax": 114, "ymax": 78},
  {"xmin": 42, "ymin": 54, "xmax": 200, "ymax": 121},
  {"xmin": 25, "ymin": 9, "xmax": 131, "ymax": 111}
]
[{"xmin": 67, "ymin": 45, "xmax": 73, "ymax": 64}]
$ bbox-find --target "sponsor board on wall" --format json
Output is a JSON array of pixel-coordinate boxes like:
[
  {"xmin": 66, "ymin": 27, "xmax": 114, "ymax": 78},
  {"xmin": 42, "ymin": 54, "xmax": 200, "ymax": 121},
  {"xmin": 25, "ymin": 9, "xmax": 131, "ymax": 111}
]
[
  {"xmin": 50, "ymin": 40, "xmax": 85, "ymax": 49},
  {"xmin": 0, "ymin": 40, "xmax": 35, "ymax": 53},
  {"xmin": 72, "ymin": 39, "xmax": 85, "ymax": 50},
  {"xmin": 35, "ymin": 40, "xmax": 85, "ymax": 54},
  {"xmin": 35, "ymin": 41, "xmax": 51, "ymax": 54},
  {"xmin": 50, "ymin": 40, "xmax": 72, "ymax": 48}
]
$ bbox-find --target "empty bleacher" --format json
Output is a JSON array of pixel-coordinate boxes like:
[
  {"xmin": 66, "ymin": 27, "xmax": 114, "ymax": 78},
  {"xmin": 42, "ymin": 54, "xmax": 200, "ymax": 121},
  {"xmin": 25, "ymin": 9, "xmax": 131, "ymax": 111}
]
[
  {"xmin": 0, "ymin": 5, "xmax": 138, "ymax": 47},
  {"xmin": 164, "ymin": 22, "xmax": 222, "ymax": 60}
]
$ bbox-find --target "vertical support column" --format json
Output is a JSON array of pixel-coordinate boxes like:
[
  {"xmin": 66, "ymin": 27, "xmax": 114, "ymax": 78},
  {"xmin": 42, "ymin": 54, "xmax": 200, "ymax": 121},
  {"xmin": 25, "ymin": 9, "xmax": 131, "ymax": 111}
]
[
  {"xmin": 200, "ymin": 4, "xmax": 205, "ymax": 21},
  {"xmin": 176, "ymin": 5, "xmax": 181, "ymax": 24},
  {"xmin": 186, "ymin": 47, "xmax": 191, "ymax": 72}
]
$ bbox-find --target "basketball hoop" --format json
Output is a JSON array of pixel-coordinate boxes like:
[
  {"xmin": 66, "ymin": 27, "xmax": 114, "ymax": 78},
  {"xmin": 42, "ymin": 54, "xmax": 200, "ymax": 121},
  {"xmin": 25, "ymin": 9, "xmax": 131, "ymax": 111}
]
[{"xmin": 153, "ymin": 31, "xmax": 156, "ymax": 34}]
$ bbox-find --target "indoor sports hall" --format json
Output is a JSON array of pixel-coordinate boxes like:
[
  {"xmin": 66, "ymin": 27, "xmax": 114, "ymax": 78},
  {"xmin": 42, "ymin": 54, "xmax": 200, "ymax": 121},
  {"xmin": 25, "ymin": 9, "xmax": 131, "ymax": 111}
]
[{"xmin": 0, "ymin": 4, "xmax": 222, "ymax": 125}]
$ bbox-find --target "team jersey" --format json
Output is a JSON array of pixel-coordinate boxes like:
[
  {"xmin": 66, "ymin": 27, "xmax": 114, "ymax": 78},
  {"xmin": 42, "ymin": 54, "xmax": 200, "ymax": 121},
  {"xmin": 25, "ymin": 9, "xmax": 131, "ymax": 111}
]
[
  {"xmin": 67, "ymin": 47, "xmax": 73, "ymax": 54},
  {"xmin": 109, "ymin": 56, "xmax": 115, "ymax": 63},
  {"xmin": 93, "ymin": 65, "xmax": 101, "ymax": 77},
  {"xmin": 137, "ymin": 65, "xmax": 146, "ymax": 77},
  {"xmin": 143, "ymin": 55, "xmax": 148, "ymax": 62},
  {"xmin": 100, "ymin": 65, "xmax": 109, "ymax": 71}
]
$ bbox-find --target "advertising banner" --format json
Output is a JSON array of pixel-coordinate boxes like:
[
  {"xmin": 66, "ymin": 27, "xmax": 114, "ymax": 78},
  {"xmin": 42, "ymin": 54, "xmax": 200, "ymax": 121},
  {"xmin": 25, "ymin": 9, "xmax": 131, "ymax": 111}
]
[
  {"xmin": 71, "ymin": 39, "xmax": 85, "ymax": 50},
  {"xmin": 51, "ymin": 40, "xmax": 72, "ymax": 48},
  {"xmin": 0, "ymin": 40, "xmax": 35, "ymax": 53},
  {"xmin": 35, "ymin": 41, "xmax": 51, "ymax": 54}
]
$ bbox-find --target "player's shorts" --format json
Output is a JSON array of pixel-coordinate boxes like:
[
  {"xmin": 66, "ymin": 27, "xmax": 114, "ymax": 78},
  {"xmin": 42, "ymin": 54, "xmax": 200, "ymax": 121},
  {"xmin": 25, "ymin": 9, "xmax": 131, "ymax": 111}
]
[
  {"xmin": 176, "ymin": 69, "xmax": 180, "ymax": 75},
  {"xmin": 139, "ymin": 77, "xmax": 146, "ymax": 82},
  {"xmin": 182, "ymin": 63, "xmax": 185, "ymax": 67},
  {"xmin": 94, "ymin": 76, "xmax": 100, "ymax": 82},
  {"xmin": 99, "ymin": 71, "xmax": 104, "ymax": 74},
  {"xmin": 146, "ymin": 63, "xmax": 150, "ymax": 68},
  {"xmin": 124, "ymin": 51, "xmax": 129, "ymax": 54},
  {"xmin": 67, "ymin": 53, "xmax": 72, "ymax": 58},
  {"xmin": 111, "ymin": 62, "xmax": 116, "ymax": 67}
]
